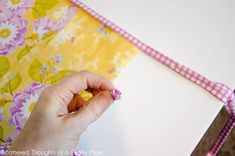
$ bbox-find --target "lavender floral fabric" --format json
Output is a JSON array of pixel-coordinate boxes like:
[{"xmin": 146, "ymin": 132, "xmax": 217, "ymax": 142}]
[{"xmin": 0, "ymin": 0, "xmax": 139, "ymax": 155}]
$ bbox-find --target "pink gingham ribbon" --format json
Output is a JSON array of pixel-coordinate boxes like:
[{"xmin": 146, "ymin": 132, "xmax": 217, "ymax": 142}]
[{"xmin": 69, "ymin": 0, "xmax": 235, "ymax": 155}]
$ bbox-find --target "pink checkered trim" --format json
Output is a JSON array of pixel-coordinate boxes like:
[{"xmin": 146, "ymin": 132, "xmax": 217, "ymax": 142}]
[{"xmin": 70, "ymin": 0, "xmax": 235, "ymax": 155}]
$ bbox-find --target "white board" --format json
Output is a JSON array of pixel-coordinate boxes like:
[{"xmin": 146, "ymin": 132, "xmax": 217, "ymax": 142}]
[{"xmin": 77, "ymin": 0, "xmax": 235, "ymax": 155}]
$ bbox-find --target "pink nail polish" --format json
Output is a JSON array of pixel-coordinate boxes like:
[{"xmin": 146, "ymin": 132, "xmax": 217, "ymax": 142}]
[{"xmin": 111, "ymin": 88, "xmax": 122, "ymax": 101}]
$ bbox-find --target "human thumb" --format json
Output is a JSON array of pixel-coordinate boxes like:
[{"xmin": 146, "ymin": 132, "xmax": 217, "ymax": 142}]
[{"xmin": 71, "ymin": 89, "xmax": 121, "ymax": 132}]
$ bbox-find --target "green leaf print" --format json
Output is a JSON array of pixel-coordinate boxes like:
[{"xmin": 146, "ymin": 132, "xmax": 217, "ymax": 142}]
[
  {"xmin": 0, "ymin": 126, "xmax": 3, "ymax": 142},
  {"xmin": 0, "ymin": 73, "xmax": 22, "ymax": 93},
  {"xmin": 42, "ymin": 31, "xmax": 55, "ymax": 40},
  {"xmin": 17, "ymin": 46, "xmax": 31, "ymax": 61},
  {"xmin": 0, "ymin": 99, "xmax": 8, "ymax": 107},
  {"xmin": 29, "ymin": 59, "xmax": 44, "ymax": 82},
  {"xmin": 32, "ymin": 0, "xmax": 59, "ymax": 18},
  {"xmin": 0, "ymin": 56, "xmax": 9, "ymax": 78},
  {"xmin": 49, "ymin": 70, "xmax": 75, "ymax": 84}
]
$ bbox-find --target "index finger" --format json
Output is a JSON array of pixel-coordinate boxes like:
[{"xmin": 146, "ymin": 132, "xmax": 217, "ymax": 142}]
[{"xmin": 56, "ymin": 70, "xmax": 114, "ymax": 94}]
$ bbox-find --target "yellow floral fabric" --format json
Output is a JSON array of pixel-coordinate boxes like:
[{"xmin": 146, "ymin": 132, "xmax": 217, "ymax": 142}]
[{"xmin": 0, "ymin": 0, "xmax": 139, "ymax": 150}]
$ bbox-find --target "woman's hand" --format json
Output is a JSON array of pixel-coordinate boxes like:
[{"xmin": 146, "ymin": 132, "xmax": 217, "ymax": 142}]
[{"xmin": 8, "ymin": 70, "xmax": 117, "ymax": 155}]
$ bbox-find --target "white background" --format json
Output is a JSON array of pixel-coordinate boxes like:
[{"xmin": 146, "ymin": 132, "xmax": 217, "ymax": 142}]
[{"xmin": 77, "ymin": 0, "xmax": 235, "ymax": 155}]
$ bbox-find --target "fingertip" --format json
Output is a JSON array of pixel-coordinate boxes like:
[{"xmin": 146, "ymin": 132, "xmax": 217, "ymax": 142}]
[{"xmin": 110, "ymin": 88, "xmax": 122, "ymax": 101}]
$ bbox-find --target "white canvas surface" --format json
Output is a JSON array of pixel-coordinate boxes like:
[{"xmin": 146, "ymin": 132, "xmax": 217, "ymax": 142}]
[{"xmin": 78, "ymin": 0, "xmax": 235, "ymax": 155}]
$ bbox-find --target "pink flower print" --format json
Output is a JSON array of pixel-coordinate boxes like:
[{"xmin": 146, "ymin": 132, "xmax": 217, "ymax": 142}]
[
  {"xmin": 0, "ymin": 83, "xmax": 45, "ymax": 154},
  {"xmin": 0, "ymin": 128, "xmax": 21, "ymax": 155},
  {"xmin": 51, "ymin": 6, "xmax": 77, "ymax": 31},
  {"xmin": 9, "ymin": 82, "xmax": 45, "ymax": 130},
  {"xmin": 1, "ymin": 0, "xmax": 35, "ymax": 16},
  {"xmin": 56, "ymin": 53, "xmax": 62, "ymax": 63},
  {"xmin": 0, "ymin": 107, "xmax": 3, "ymax": 122},
  {"xmin": 0, "ymin": 15, "xmax": 27, "ymax": 55},
  {"xmin": 32, "ymin": 6, "xmax": 77, "ymax": 41},
  {"xmin": 32, "ymin": 17, "xmax": 55, "ymax": 41}
]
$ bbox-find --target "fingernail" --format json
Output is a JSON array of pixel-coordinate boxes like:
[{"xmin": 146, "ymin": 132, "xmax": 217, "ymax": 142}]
[{"xmin": 111, "ymin": 88, "xmax": 122, "ymax": 101}]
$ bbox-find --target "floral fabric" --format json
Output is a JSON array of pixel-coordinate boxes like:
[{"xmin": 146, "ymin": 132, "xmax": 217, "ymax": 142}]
[{"xmin": 0, "ymin": 0, "xmax": 139, "ymax": 154}]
